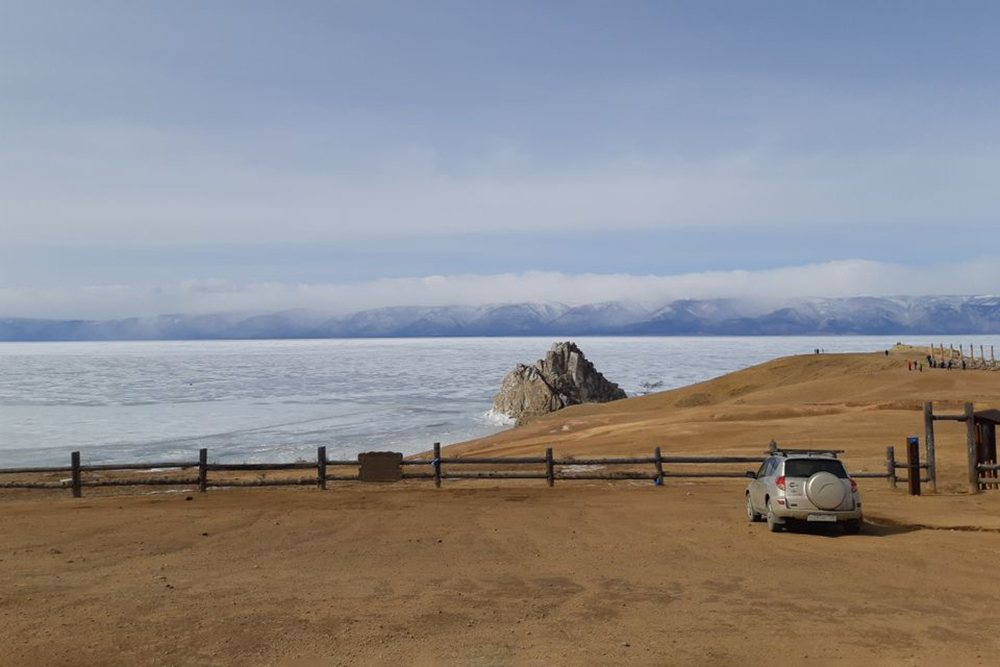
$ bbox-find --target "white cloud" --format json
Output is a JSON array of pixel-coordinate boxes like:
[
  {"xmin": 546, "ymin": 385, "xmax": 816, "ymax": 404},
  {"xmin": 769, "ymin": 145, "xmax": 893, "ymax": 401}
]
[
  {"xmin": 3, "ymin": 113, "xmax": 1000, "ymax": 246},
  {"xmin": 2, "ymin": 258, "xmax": 1000, "ymax": 320}
]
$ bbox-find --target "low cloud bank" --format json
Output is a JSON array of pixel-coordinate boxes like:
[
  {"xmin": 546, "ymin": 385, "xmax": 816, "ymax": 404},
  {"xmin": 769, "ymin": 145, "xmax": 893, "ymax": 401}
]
[{"xmin": 2, "ymin": 257, "xmax": 1000, "ymax": 320}]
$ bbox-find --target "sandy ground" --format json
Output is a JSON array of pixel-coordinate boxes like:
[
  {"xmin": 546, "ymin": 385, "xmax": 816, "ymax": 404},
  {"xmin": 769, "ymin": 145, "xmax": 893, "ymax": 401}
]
[
  {"xmin": 3, "ymin": 483, "xmax": 1000, "ymax": 667},
  {"xmin": 4, "ymin": 346, "xmax": 1000, "ymax": 666}
]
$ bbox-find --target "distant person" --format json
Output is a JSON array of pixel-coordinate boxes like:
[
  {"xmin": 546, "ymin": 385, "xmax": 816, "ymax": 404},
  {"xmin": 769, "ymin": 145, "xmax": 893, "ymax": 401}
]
[{"xmin": 885, "ymin": 350, "xmax": 889, "ymax": 356}]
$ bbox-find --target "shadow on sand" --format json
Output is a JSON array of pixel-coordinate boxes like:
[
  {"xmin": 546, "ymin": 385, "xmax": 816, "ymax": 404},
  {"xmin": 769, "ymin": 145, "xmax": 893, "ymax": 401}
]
[{"xmin": 779, "ymin": 518, "xmax": 921, "ymax": 538}]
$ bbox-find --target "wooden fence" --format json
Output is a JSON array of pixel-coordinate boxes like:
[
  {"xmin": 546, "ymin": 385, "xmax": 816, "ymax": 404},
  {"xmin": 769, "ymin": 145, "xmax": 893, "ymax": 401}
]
[
  {"xmin": 0, "ymin": 442, "xmax": 900, "ymax": 498},
  {"xmin": 925, "ymin": 401, "xmax": 999, "ymax": 493}
]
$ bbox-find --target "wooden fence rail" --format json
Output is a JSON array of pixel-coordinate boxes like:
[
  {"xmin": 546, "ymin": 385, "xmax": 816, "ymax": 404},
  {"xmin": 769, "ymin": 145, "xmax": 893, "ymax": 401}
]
[
  {"xmin": 977, "ymin": 462, "xmax": 1000, "ymax": 490},
  {"xmin": 1, "ymin": 442, "xmax": 898, "ymax": 497}
]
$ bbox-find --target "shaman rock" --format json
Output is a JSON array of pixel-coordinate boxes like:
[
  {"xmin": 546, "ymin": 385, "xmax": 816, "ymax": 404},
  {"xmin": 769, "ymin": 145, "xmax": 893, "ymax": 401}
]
[{"xmin": 492, "ymin": 341, "xmax": 627, "ymax": 425}]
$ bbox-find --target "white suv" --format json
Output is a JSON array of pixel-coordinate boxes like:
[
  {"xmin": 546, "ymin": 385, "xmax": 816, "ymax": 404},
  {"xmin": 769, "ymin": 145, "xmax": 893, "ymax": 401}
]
[{"xmin": 745, "ymin": 447, "xmax": 863, "ymax": 534}]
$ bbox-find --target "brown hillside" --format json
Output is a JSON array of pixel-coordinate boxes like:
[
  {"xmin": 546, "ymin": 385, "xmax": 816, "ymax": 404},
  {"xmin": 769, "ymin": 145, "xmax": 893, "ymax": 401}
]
[{"xmin": 449, "ymin": 346, "xmax": 1000, "ymax": 491}]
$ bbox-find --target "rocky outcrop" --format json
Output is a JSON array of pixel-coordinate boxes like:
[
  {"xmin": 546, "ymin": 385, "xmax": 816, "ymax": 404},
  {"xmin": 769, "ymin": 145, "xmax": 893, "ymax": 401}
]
[{"xmin": 493, "ymin": 342, "xmax": 627, "ymax": 425}]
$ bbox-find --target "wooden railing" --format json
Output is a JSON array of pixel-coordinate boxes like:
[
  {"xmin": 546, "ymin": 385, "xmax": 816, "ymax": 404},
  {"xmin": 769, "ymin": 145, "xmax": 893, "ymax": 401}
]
[{"xmin": 0, "ymin": 442, "xmax": 899, "ymax": 498}]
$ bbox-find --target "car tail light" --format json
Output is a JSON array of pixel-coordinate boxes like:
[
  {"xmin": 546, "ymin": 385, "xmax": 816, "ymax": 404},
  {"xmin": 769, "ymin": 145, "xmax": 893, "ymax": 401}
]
[
  {"xmin": 776, "ymin": 476, "xmax": 785, "ymax": 490},
  {"xmin": 850, "ymin": 478, "xmax": 857, "ymax": 492}
]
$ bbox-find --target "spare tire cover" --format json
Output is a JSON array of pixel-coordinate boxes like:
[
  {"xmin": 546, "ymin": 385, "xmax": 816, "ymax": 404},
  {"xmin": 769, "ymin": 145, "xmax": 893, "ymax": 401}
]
[{"xmin": 805, "ymin": 472, "xmax": 846, "ymax": 510}]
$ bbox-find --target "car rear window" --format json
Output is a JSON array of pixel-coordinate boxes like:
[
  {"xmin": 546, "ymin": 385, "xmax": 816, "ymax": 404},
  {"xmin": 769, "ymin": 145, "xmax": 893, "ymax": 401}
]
[{"xmin": 784, "ymin": 459, "xmax": 847, "ymax": 478}]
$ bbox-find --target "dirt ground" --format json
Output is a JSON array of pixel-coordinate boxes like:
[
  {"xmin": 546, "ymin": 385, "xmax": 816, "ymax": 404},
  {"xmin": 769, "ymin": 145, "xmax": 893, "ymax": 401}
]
[
  {"xmin": 5, "ymin": 347, "xmax": 1000, "ymax": 666},
  {"xmin": 3, "ymin": 481, "xmax": 1000, "ymax": 667}
]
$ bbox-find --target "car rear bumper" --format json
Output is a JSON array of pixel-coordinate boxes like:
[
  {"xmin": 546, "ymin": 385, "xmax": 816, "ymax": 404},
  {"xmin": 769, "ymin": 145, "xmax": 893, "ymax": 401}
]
[{"xmin": 771, "ymin": 507, "xmax": 862, "ymax": 523}]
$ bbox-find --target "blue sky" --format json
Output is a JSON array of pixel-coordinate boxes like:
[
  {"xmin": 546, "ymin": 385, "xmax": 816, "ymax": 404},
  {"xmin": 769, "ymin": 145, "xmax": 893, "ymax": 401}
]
[{"xmin": 2, "ymin": 1, "xmax": 999, "ymax": 317}]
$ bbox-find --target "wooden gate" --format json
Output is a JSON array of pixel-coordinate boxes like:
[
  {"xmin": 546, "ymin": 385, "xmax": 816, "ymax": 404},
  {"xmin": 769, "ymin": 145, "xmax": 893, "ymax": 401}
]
[{"xmin": 925, "ymin": 402, "xmax": 1000, "ymax": 492}]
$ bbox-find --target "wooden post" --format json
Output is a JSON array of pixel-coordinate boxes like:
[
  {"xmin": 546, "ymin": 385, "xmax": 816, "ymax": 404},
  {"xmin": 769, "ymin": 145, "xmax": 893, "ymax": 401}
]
[
  {"xmin": 433, "ymin": 442, "xmax": 441, "ymax": 488},
  {"xmin": 981, "ymin": 344, "xmax": 986, "ymax": 368},
  {"xmin": 317, "ymin": 446, "xmax": 327, "ymax": 490},
  {"xmin": 886, "ymin": 446, "xmax": 896, "ymax": 489},
  {"xmin": 966, "ymin": 402, "xmax": 979, "ymax": 494},
  {"xmin": 198, "ymin": 448, "xmax": 208, "ymax": 493},
  {"xmin": 71, "ymin": 451, "xmax": 82, "ymax": 498},
  {"xmin": 545, "ymin": 448, "xmax": 554, "ymax": 487},
  {"xmin": 654, "ymin": 446, "xmax": 664, "ymax": 486},
  {"xmin": 923, "ymin": 402, "xmax": 936, "ymax": 492},
  {"xmin": 906, "ymin": 437, "xmax": 921, "ymax": 496}
]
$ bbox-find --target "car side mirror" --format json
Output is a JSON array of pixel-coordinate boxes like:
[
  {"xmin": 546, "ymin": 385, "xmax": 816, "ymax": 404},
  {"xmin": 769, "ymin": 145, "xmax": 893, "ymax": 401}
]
[{"xmin": 745, "ymin": 471, "xmax": 757, "ymax": 479}]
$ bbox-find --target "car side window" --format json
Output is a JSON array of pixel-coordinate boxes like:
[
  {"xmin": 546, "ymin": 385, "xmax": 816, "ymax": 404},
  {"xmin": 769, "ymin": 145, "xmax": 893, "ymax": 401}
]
[{"xmin": 756, "ymin": 460, "xmax": 768, "ymax": 478}]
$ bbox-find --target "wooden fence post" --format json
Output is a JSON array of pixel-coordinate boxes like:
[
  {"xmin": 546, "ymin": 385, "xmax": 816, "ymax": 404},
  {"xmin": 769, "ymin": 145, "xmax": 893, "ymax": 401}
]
[
  {"xmin": 433, "ymin": 442, "xmax": 441, "ymax": 488},
  {"xmin": 906, "ymin": 437, "xmax": 921, "ymax": 496},
  {"xmin": 886, "ymin": 446, "xmax": 896, "ymax": 489},
  {"xmin": 923, "ymin": 402, "xmax": 936, "ymax": 492},
  {"xmin": 545, "ymin": 448, "xmax": 554, "ymax": 487},
  {"xmin": 966, "ymin": 402, "xmax": 979, "ymax": 493},
  {"xmin": 654, "ymin": 446, "xmax": 664, "ymax": 486},
  {"xmin": 198, "ymin": 448, "xmax": 208, "ymax": 493},
  {"xmin": 317, "ymin": 446, "xmax": 327, "ymax": 490},
  {"xmin": 71, "ymin": 451, "xmax": 82, "ymax": 498}
]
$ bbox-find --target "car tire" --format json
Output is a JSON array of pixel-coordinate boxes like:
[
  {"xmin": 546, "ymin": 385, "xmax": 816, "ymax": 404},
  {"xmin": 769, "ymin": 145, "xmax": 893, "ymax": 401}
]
[
  {"xmin": 746, "ymin": 494, "xmax": 762, "ymax": 522},
  {"xmin": 842, "ymin": 519, "xmax": 862, "ymax": 535},
  {"xmin": 766, "ymin": 501, "xmax": 782, "ymax": 532}
]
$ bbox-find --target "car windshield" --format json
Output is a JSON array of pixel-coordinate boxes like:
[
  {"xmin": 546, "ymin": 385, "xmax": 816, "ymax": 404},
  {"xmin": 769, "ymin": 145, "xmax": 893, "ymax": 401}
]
[{"xmin": 784, "ymin": 459, "xmax": 847, "ymax": 478}]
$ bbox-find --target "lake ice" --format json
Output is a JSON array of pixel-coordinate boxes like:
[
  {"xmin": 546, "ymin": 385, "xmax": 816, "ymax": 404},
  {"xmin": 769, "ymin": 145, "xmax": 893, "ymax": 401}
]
[{"xmin": 0, "ymin": 335, "xmax": 989, "ymax": 466}]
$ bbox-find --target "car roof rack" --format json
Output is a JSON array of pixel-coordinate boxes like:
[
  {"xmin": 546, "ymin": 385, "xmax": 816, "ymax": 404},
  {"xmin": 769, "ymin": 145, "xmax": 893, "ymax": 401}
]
[{"xmin": 767, "ymin": 440, "xmax": 843, "ymax": 458}]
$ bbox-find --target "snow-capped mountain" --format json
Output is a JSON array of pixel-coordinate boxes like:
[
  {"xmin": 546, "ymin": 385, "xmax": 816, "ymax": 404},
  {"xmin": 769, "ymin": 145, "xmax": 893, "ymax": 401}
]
[{"xmin": 5, "ymin": 296, "xmax": 1000, "ymax": 341}]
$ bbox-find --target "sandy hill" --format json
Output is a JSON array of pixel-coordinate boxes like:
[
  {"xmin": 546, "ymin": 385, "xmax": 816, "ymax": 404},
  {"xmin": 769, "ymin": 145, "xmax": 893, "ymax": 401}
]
[{"xmin": 449, "ymin": 345, "xmax": 1000, "ymax": 490}]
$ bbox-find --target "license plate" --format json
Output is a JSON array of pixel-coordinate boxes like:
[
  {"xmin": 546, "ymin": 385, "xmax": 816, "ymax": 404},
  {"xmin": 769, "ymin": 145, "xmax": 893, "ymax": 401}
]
[{"xmin": 807, "ymin": 514, "xmax": 837, "ymax": 522}]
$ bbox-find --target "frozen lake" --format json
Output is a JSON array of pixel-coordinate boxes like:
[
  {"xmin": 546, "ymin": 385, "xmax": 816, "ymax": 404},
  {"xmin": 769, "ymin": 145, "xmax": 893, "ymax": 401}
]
[{"xmin": 1, "ymin": 335, "xmax": 992, "ymax": 466}]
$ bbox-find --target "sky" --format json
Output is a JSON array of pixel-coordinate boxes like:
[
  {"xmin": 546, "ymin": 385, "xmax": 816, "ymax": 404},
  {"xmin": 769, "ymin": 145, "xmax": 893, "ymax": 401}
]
[{"xmin": 2, "ymin": 1, "xmax": 999, "ymax": 318}]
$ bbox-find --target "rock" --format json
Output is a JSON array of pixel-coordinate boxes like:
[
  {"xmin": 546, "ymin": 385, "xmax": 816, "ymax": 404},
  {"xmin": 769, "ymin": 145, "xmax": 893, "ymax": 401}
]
[{"xmin": 493, "ymin": 341, "xmax": 627, "ymax": 425}]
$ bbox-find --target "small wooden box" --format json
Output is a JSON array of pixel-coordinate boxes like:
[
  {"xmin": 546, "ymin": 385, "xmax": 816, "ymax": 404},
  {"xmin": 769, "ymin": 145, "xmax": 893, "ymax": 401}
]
[{"xmin": 358, "ymin": 451, "xmax": 403, "ymax": 482}]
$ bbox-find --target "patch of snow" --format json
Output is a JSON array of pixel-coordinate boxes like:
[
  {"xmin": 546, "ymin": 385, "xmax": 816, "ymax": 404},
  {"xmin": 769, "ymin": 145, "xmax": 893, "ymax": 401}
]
[{"xmin": 481, "ymin": 408, "xmax": 515, "ymax": 427}]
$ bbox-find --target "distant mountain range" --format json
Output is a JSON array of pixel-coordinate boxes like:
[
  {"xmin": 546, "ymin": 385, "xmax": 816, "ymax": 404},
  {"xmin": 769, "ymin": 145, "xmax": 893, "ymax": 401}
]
[{"xmin": 4, "ymin": 295, "xmax": 1000, "ymax": 341}]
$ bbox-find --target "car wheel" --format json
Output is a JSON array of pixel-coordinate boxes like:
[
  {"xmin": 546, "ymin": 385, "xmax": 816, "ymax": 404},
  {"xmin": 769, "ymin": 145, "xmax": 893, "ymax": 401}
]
[
  {"xmin": 746, "ymin": 494, "xmax": 762, "ymax": 522},
  {"xmin": 766, "ymin": 501, "xmax": 782, "ymax": 532},
  {"xmin": 842, "ymin": 519, "xmax": 862, "ymax": 535}
]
